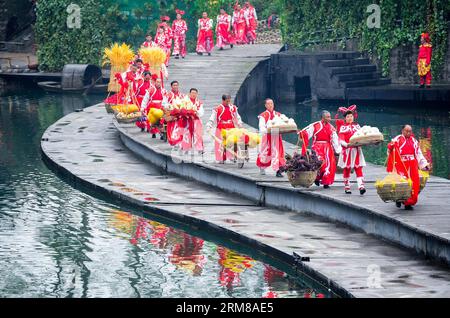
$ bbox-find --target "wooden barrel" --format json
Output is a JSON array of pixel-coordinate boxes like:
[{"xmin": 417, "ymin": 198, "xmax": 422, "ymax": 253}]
[{"xmin": 61, "ymin": 64, "xmax": 102, "ymax": 91}]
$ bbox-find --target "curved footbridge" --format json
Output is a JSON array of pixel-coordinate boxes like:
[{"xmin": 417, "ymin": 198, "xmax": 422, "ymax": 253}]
[{"xmin": 42, "ymin": 44, "xmax": 450, "ymax": 297}]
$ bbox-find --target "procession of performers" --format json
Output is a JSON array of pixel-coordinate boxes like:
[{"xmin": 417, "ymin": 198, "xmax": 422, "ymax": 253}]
[{"xmin": 104, "ymin": 6, "xmax": 434, "ymax": 212}]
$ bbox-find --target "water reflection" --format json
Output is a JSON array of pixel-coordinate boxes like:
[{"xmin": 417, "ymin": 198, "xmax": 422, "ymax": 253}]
[
  {"xmin": 108, "ymin": 210, "xmax": 313, "ymax": 298},
  {"xmin": 242, "ymin": 100, "xmax": 450, "ymax": 179},
  {"xmin": 0, "ymin": 92, "xmax": 328, "ymax": 298}
]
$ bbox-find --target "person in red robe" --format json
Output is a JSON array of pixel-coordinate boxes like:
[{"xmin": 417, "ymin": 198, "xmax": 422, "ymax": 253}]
[
  {"xmin": 216, "ymin": 8, "xmax": 235, "ymax": 50},
  {"xmin": 135, "ymin": 71, "xmax": 153, "ymax": 107},
  {"xmin": 141, "ymin": 34, "xmax": 157, "ymax": 48},
  {"xmin": 299, "ymin": 111, "xmax": 341, "ymax": 188},
  {"xmin": 206, "ymin": 94, "xmax": 243, "ymax": 163},
  {"xmin": 155, "ymin": 24, "xmax": 171, "ymax": 67},
  {"xmin": 166, "ymin": 80, "xmax": 185, "ymax": 147},
  {"xmin": 104, "ymin": 64, "xmax": 139, "ymax": 105},
  {"xmin": 196, "ymin": 12, "xmax": 214, "ymax": 56},
  {"xmin": 243, "ymin": 2, "xmax": 258, "ymax": 44},
  {"xmin": 256, "ymin": 98, "xmax": 285, "ymax": 177},
  {"xmin": 387, "ymin": 125, "xmax": 430, "ymax": 210},
  {"xmin": 417, "ymin": 32, "xmax": 432, "ymax": 88},
  {"xmin": 232, "ymin": 4, "xmax": 247, "ymax": 44},
  {"xmin": 335, "ymin": 105, "xmax": 366, "ymax": 195},
  {"xmin": 180, "ymin": 88, "xmax": 205, "ymax": 154},
  {"xmin": 140, "ymin": 76, "xmax": 168, "ymax": 138},
  {"xmin": 172, "ymin": 10, "xmax": 188, "ymax": 59}
]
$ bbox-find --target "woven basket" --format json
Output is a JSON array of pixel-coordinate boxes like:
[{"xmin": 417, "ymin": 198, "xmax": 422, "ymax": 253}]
[
  {"xmin": 116, "ymin": 116, "xmax": 139, "ymax": 124},
  {"xmin": 287, "ymin": 170, "xmax": 318, "ymax": 188},
  {"xmin": 115, "ymin": 112, "xmax": 141, "ymax": 124},
  {"xmin": 348, "ymin": 134, "xmax": 384, "ymax": 147},
  {"xmin": 376, "ymin": 182, "xmax": 412, "ymax": 202},
  {"xmin": 267, "ymin": 124, "xmax": 298, "ymax": 134},
  {"xmin": 105, "ymin": 104, "xmax": 114, "ymax": 114}
]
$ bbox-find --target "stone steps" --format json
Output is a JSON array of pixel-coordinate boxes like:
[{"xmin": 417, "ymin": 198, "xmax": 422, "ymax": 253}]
[
  {"xmin": 321, "ymin": 57, "xmax": 370, "ymax": 67},
  {"xmin": 343, "ymin": 78, "xmax": 391, "ymax": 88}
]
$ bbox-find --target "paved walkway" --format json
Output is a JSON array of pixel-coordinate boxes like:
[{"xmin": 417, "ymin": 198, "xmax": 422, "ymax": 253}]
[{"xmin": 42, "ymin": 104, "xmax": 450, "ymax": 297}]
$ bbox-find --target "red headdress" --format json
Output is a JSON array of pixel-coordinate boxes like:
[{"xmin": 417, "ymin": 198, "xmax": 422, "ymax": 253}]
[
  {"xmin": 151, "ymin": 74, "xmax": 159, "ymax": 81},
  {"xmin": 335, "ymin": 104, "xmax": 358, "ymax": 119},
  {"xmin": 160, "ymin": 15, "xmax": 170, "ymax": 22},
  {"xmin": 421, "ymin": 32, "xmax": 431, "ymax": 43},
  {"xmin": 175, "ymin": 9, "xmax": 185, "ymax": 16}
]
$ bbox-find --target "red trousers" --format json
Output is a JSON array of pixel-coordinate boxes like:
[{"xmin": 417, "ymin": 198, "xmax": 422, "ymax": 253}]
[
  {"xmin": 343, "ymin": 167, "xmax": 363, "ymax": 179},
  {"xmin": 403, "ymin": 159, "xmax": 420, "ymax": 207},
  {"xmin": 420, "ymin": 72, "xmax": 432, "ymax": 85}
]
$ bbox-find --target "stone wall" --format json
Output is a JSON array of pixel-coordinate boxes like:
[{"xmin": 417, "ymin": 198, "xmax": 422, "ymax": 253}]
[
  {"xmin": 0, "ymin": 0, "xmax": 33, "ymax": 42},
  {"xmin": 290, "ymin": 29, "xmax": 450, "ymax": 84},
  {"xmin": 234, "ymin": 58, "xmax": 271, "ymax": 108}
]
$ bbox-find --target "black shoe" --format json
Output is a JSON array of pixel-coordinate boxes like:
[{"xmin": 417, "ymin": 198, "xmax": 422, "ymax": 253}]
[
  {"xmin": 276, "ymin": 170, "xmax": 283, "ymax": 178},
  {"xmin": 175, "ymin": 55, "xmax": 179, "ymax": 59},
  {"xmin": 405, "ymin": 205, "xmax": 414, "ymax": 210},
  {"xmin": 345, "ymin": 189, "xmax": 352, "ymax": 194},
  {"xmin": 419, "ymin": 84, "xmax": 425, "ymax": 88},
  {"xmin": 197, "ymin": 52, "xmax": 202, "ymax": 55},
  {"xmin": 219, "ymin": 47, "xmax": 224, "ymax": 50},
  {"xmin": 323, "ymin": 185, "xmax": 330, "ymax": 189},
  {"xmin": 396, "ymin": 201, "xmax": 401, "ymax": 208},
  {"xmin": 360, "ymin": 188, "xmax": 366, "ymax": 195},
  {"xmin": 160, "ymin": 134, "xmax": 164, "ymax": 140},
  {"xmin": 208, "ymin": 53, "xmax": 211, "ymax": 56},
  {"xmin": 140, "ymin": 127, "xmax": 144, "ymax": 132},
  {"xmin": 152, "ymin": 134, "xmax": 156, "ymax": 139},
  {"xmin": 182, "ymin": 56, "xmax": 185, "ymax": 59},
  {"xmin": 426, "ymin": 85, "xmax": 431, "ymax": 89},
  {"xmin": 314, "ymin": 180, "xmax": 320, "ymax": 186},
  {"xmin": 230, "ymin": 44, "xmax": 234, "ymax": 48}
]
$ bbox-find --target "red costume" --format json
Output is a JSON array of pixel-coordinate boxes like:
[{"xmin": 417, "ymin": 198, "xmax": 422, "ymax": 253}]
[
  {"xmin": 256, "ymin": 110, "xmax": 286, "ymax": 172},
  {"xmin": 387, "ymin": 134, "xmax": 429, "ymax": 207},
  {"xmin": 179, "ymin": 97, "xmax": 204, "ymax": 152},
  {"xmin": 172, "ymin": 11, "xmax": 188, "ymax": 58},
  {"xmin": 166, "ymin": 90, "xmax": 185, "ymax": 146},
  {"xmin": 207, "ymin": 103, "xmax": 243, "ymax": 162},
  {"xmin": 300, "ymin": 121, "xmax": 341, "ymax": 186},
  {"xmin": 155, "ymin": 25, "xmax": 171, "ymax": 66},
  {"xmin": 196, "ymin": 17, "xmax": 214, "ymax": 53},
  {"xmin": 232, "ymin": 7, "xmax": 247, "ymax": 44},
  {"xmin": 244, "ymin": 4, "xmax": 258, "ymax": 43},
  {"xmin": 136, "ymin": 83, "xmax": 168, "ymax": 133},
  {"xmin": 216, "ymin": 13, "xmax": 235, "ymax": 49},
  {"xmin": 104, "ymin": 70, "xmax": 138, "ymax": 105},
  {"xmin": 417, "ymin": 33, "xmax": 432, "ymax": 86},
  {"xmin": 141, "ymin": 40, "xmax": 157, "ymax": 48},
  {"xmin": 135, "ymin": 78, "xmax": 153, "ymax": 107},
  {"xmin": 336, "ymin": 128, "xmax": 365, "ymax": 192}
]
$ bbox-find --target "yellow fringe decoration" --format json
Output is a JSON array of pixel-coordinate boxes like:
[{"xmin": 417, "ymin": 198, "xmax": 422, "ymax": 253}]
[
  {"xmin": 139, "ymin": 47, "xmax": 167, "ymax": 69},
  {"xmin": 103, "ymin": 43, "xmax": 135, "ymax": 92}
]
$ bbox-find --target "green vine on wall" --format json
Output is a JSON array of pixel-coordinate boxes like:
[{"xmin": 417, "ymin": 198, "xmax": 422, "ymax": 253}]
[
  {"xmin": 35, "ymin": 0, "xmax": 109, "ymax": 71},
  {"xmin": 277, "ymin": 0, "xmax": 449, "ymax": 80}
]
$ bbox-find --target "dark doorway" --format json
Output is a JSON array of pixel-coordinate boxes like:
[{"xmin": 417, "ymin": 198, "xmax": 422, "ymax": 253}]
[
  {"xmin": 295, "ymin": 76, "xmax": 311, "ymax": 102},
  {"xmin": 6, "ymin": 16, "xmax": 19, "ymax": 41}
]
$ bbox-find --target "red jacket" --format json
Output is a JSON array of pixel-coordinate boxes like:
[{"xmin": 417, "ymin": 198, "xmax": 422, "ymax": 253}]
[{"xmin": 417, "ymin": 43, "xmax": 432, "ymax": 65}]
